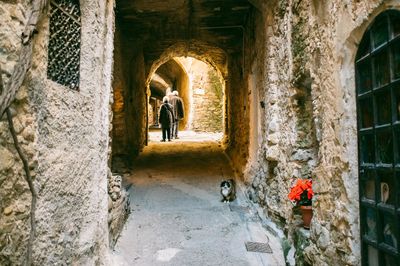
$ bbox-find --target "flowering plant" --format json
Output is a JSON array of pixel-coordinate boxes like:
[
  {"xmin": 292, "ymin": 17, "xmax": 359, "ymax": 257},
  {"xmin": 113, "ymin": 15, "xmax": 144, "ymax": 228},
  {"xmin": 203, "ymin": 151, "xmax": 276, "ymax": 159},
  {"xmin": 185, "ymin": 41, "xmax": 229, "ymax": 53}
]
[{"xmin": 288, "ymin": 178, "xmax": 313, "ymax": 206}]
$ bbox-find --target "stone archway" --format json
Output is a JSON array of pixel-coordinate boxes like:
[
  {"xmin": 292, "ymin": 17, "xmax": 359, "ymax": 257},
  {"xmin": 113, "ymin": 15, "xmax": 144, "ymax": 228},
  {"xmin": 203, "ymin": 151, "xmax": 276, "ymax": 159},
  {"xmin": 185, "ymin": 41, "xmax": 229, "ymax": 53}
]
[{"xmin": 146, "ymin": 42, "xmax": 227, "ymax": 134}]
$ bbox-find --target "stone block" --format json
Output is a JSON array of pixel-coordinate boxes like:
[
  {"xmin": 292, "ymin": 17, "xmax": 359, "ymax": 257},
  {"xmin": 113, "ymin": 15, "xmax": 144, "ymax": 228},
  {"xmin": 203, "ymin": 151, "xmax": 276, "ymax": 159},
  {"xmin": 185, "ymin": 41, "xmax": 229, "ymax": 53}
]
[
  {"xmin": 265, "ymin": 145, "xmax": 280, "ymax": 161},
  {"xmin": 0, "ymin": 147, "xmax": 15, "ymax": 171},
  {"xmin": 267, "ymin": 133, "xmax": 280, "ymax": 145},
  {"xmin": 317, "ymin": 226, "xmax": 330, "ymax": 251},
  {"xmin": 3, "ymin": 206, "xmax": 13, "ymax": 215}
]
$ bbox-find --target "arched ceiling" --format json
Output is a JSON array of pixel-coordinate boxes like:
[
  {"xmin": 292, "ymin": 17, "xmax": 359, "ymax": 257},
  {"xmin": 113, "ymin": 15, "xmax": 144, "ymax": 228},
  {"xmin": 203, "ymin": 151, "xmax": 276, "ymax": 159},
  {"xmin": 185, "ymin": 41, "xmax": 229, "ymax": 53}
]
[
  {"xmin": 116, "ymin": 0, "xmax": 254, "ymax": 73},
  {"xmin": 156, "ymin": 59, "xmax": 186, "ymax": 88},
  {"xmin": 150, "ymin": 59, "xmax": 188, "ymax": 99},
  {"xmin": 150, "ymin": 74, "xmax": 169, "ymax": 99}
]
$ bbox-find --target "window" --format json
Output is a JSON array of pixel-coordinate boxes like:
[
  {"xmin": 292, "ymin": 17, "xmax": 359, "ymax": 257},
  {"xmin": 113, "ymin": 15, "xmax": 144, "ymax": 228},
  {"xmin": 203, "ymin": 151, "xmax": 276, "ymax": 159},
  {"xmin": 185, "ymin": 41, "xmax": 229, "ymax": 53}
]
[
  {"xmin": 47, "ymin": 0, "xmax": 81, "ymax": 90},
  {"xmin": 356, "ymin": 10, "xmax": 400, "ymax": 265}
]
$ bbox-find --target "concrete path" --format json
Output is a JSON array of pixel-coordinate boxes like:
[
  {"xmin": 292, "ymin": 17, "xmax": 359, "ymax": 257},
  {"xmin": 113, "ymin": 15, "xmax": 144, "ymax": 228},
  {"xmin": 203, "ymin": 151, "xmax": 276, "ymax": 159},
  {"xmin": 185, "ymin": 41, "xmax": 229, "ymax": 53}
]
[{"xmin": 112, "ymin": 134, "xmax": 285, "ymax": 266}]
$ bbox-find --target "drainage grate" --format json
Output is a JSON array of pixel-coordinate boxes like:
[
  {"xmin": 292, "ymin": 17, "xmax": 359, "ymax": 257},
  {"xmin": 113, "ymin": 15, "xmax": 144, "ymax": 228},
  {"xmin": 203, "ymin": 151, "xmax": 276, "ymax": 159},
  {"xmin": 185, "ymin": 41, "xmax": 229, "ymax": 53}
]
[{"xmin": 245, "ymin": 242, "xmax": 273, "ymax": 253}]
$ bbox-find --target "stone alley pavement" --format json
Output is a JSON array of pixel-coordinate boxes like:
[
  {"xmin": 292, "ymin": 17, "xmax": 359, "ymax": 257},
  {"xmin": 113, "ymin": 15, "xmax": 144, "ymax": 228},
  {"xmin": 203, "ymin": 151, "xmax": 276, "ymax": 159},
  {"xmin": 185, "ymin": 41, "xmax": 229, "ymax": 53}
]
[{"xmin": 111, "ymin": 132, "xmax": 285, "ymax": 265}]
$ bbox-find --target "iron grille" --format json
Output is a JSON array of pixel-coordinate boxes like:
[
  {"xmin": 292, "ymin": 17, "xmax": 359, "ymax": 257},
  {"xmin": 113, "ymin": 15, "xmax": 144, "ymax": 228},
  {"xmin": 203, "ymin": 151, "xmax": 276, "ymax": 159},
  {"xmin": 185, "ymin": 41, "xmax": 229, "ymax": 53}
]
[
  {"xmin": 356, "ymin": 10, "xmax": 400, "ymax": 266},
  {"xmin": 47, "ymin": 0, "xmax": 81, "ymax": 90}
]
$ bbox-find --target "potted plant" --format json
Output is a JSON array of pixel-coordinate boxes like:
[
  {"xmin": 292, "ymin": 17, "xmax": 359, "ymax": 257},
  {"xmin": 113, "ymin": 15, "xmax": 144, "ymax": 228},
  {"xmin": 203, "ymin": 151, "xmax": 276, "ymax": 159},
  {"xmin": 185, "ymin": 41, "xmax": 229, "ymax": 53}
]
[{"xmin": 288, "ymin": 178, "xmax": 314, "ymax": 229}]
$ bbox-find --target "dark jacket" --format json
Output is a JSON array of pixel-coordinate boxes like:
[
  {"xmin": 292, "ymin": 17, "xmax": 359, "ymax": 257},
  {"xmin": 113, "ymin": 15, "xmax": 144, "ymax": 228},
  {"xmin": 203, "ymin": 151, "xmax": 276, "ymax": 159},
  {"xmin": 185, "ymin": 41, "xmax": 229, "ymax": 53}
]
[
  {"xmin": 169, "ymin": 95, "xmax": 184, "ymax": 120},
  {"xmin": 158, "ymin": 103, "xmax": 174, "ymax": 128}
]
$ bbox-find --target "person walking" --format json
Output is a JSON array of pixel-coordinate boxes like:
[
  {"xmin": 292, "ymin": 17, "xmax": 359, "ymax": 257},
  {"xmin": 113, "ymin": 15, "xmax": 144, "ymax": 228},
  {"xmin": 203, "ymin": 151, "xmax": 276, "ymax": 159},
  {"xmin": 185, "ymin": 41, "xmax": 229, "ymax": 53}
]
[
  {"xmin": 158, "ymin": 96, "xmax": 174, "ymax": 142},
  {"xmin": 169, "ymin": 91, "xmax": 184, "ymax": 139}
]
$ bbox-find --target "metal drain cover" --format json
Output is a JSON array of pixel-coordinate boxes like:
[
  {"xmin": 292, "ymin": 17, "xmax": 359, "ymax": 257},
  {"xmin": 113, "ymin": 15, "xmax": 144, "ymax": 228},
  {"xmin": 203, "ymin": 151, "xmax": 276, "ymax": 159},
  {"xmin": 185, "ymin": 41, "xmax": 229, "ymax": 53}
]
[{"xmin": 245, "ymin": 242, "xmax": 273, "ymax": 253}]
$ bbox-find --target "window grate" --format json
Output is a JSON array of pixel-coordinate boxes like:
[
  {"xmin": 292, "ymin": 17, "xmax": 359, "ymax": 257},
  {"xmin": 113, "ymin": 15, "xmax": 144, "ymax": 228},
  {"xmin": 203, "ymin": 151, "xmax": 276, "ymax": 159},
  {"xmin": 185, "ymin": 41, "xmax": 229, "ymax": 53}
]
[
  {"xmin": 47, "ymin": 0, "xmax": 81, "ymax": 90},
  {"xmin": 356, "ymin": 10, "xmax": 400, "ymax": 266}
]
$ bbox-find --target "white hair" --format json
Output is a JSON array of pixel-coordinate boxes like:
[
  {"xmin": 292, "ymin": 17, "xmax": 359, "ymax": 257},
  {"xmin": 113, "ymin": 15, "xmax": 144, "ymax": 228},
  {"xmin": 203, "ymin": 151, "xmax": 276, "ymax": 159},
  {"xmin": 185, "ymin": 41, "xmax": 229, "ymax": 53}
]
[
  {"xmin": 162, "ymin": 96, "xmax": 169, "ymax": 103},
  {"xmin": 173, "ymin": 91, "xmax": 178, "ymax": 96}
]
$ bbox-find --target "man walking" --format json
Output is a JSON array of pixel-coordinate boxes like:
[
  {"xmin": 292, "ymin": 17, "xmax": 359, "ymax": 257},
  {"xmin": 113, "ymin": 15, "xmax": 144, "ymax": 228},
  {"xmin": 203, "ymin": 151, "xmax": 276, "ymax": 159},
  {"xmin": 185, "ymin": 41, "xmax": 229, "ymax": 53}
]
[{"xmin": 169, "ymin": 91, "xmax": 184, "ymax": 139}]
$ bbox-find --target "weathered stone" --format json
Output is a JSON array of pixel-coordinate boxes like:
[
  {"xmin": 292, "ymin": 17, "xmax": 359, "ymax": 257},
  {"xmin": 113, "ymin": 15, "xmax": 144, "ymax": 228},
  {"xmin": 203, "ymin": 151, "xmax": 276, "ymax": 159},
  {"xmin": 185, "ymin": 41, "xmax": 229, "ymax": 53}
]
[
  {"xmin": 182, "ymin": 58, "xmax": 223, "ymax": 132},
  {"xmin": 3, "ymin": 206, "xmax": 13, "ymax": 216},
  {"xmin": 317, "ymin": 226, "xmax": 330, "ymax": 251},
  {"xmin": 267, "ymin": 133, "xmax": 280, "ymax": 145},
  {"xmin": 1, "ymin": 1, "xmax": 115, "ymax": 265},
  {"xmin": 265, "ymin": 145, "xmax": 280, "ymax": 161},
  {"xmin": 21, "ymin": 125, "xmax": 34, "ymax": 142},
  {"xmin": 268, "ymin": 118, "xmax": 280, "ymax": 133},
  {"xmin": 291, "ymin": 149, "xmax": 313, "ymax": 162},
  {"xmin": 0, "ymin": 147, "xmax": 14, "ymax": 171},
  {"xmin": 14, "ymin": 86, "xmax": 28, "ymax": 102}
]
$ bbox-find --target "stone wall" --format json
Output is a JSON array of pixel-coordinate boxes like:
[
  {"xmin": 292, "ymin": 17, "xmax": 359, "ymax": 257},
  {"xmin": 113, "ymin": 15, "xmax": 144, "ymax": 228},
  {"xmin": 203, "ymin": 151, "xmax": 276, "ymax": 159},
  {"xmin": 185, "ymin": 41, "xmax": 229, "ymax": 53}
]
[
  {"xmin": 112, "ymin": 36, "xmax": 147, "ymax": 162},
  {"xmin": 112, "ymin": 27, "xmax": 128, "ymax": 158},
  {"xmin": 0, "ymin": 1, "xmax": 38, "ymax": 264},
  {"xmin": 0, "ymin": 0, "xmax": 115, "ymax": 264},
  {"xmin": 0, "ymin": 91, "xmax": 36, "ymax": 265},
  {"xmin": 107, "ymin": 172, "xmax": 130, "ymax": 248},
  {"xmin": 226, "ymin": 52, "xmax": 250, "ymax": 178},
  {"xmin": 241, "ymin": 0, "xmax": 400, "ymax": 265},
  {"xmin": 185, "ymin": 59, "xmax": 223, "ymax": 132}
]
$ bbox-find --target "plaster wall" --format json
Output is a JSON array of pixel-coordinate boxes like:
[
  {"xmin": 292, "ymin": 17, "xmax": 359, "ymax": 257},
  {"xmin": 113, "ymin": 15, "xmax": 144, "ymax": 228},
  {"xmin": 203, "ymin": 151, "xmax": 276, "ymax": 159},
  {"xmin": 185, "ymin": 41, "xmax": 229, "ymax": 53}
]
[{"xmin": 0, "ymin": 0, "xmax": 115, "ymax": 264}]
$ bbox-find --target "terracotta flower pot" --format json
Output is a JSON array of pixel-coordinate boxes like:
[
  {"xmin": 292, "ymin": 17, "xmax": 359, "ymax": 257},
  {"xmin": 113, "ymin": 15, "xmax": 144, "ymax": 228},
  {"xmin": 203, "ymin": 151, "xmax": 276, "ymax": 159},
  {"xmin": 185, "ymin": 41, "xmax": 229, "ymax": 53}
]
[{"xmin": 300, "ymin": 205, "xmax": 313, "ymax": 229}]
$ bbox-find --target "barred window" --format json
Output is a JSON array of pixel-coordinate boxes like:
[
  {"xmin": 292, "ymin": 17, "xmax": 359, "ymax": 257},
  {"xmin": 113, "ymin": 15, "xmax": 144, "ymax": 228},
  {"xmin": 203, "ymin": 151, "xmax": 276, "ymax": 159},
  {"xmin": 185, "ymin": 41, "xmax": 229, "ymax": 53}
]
[
  {"xmin": 356, "ymin": 10, "xmax": 400, "ymax": 266},
  {"xmin": 47, "ymin": 0, "xmax": 81, "ymax": 90}
]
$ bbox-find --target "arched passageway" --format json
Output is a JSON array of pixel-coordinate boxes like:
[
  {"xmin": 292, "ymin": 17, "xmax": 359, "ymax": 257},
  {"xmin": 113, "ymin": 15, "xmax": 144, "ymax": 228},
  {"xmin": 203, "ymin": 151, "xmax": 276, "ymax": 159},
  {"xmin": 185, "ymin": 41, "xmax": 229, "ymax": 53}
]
[
  {"xmin": 148, "ymin": 59, "xmax": 191, "ymax": 131},
  {"xmin": 148, "ymin": 56, "xmax": 224, "ymax": 142},
  {"xmin": 110, "ymin": 0, "xmax": 275, "ymax": 263},
  {"xmin": 111, "ymin": 0, "xmax": 261, "ymax": 172}
]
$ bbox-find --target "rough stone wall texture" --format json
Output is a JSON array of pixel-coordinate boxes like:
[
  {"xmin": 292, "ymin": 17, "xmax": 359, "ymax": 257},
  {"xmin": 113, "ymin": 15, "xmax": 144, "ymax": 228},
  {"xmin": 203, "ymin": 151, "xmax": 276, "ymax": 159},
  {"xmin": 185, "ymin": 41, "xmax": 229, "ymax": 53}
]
[
  {"xmin": 127, "ymin": 47, "xmax": 147, "ymax": 156},
  {"xmin": 243, "ymin": 7, "xmax": 268, "ymax": 187},
  {"xmin": 112, "ymin": 28, "xmax": 129, "ymax": 158},
  {"xmin": 107, "ymin": 172, "xmax": 130, "ymax": 248},
  {"xmin": 186, "ymin": 60, "xmax": 223, "ymax": 132},
  {"xmin": 242, "ymin": 0, "xmax": 400, "ymax": 265},
  {"xmin": 0, "ymin": 1, "xmax": 37, "ymax": 264},
  {"xmin": 0, "ymin": 91, "xmax": 37, "ymax": 265},
  {"xmin": 1, "ymin": 0, "xmax": 115, "ymax": 264},
  {"xmin": 177, "ymin": 71, "xmax": 190, "ymax": 131},
  {"xmin": 225, "ymin": 53, "xmax": 250, "ymax": 176},
  {"xmin": 113, "ymin": 36, "xmax": 147, "ymax": 161}
]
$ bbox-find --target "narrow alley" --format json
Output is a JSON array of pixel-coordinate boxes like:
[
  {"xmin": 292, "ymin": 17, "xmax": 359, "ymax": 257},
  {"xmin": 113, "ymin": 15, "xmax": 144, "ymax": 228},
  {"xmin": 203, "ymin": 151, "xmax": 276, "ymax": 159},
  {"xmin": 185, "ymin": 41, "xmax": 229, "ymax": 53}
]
[
  {"xmin": 112, "ymin": 133, "xmax": 284, "ymax": 265},
  {"xmin": 2, "ymin": 1, "xmax": 400, "ymax": 265}
]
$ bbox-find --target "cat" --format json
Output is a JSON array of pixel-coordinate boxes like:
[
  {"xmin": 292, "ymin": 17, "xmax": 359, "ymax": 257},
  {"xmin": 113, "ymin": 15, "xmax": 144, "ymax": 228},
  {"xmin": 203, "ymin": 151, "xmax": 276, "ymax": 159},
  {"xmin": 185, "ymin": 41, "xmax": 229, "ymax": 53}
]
[{"xmin": 220, "ymin": 179, "xmax": 236, "ymax": 203}]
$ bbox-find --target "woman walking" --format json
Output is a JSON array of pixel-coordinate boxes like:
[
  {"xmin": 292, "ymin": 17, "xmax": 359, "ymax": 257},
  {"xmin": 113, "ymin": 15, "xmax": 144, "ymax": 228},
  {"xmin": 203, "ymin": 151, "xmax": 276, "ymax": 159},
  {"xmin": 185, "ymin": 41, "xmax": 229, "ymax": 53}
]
[{"xmin": 158, "ymin": 96, "xmax": 174, "ymax": 142}]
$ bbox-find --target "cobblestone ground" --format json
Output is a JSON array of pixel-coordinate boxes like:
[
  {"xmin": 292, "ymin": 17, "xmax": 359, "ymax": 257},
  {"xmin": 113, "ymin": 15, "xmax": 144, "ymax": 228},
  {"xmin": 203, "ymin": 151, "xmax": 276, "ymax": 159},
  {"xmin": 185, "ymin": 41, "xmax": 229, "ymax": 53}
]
[{"xmin": 111, "ymin": 132, "xmax": 285, "ymax": 265}]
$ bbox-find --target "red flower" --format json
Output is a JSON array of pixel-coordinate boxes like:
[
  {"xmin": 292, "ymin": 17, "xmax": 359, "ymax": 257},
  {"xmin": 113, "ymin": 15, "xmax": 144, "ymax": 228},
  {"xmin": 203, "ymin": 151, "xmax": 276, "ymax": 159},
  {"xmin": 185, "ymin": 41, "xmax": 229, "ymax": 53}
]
[{"xmin": 288, "ymin": 178, "xmax": 313, "ymax": 205}]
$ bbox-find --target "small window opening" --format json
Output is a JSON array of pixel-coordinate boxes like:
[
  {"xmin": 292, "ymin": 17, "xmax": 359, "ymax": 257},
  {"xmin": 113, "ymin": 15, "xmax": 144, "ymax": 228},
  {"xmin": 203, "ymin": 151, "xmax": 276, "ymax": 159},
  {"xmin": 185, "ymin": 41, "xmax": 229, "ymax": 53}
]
[{"xmin": 47, "ymin": 0, "xmax": 81, "ymax": 90}]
